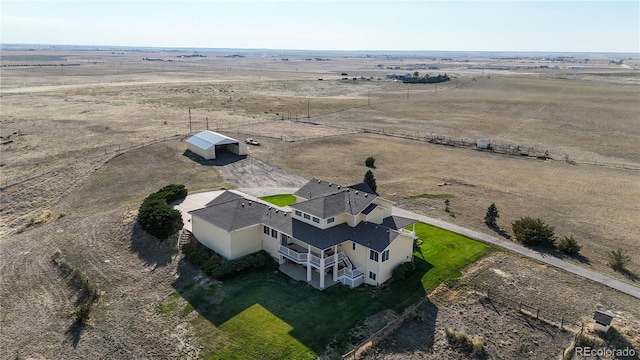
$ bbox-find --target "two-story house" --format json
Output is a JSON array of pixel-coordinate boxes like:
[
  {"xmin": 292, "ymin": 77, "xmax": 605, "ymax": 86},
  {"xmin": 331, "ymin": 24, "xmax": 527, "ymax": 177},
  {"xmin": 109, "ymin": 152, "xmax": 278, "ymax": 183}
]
[{"xmin": 189, "ymin": 179, "xmax": 418, "ymax": 289}]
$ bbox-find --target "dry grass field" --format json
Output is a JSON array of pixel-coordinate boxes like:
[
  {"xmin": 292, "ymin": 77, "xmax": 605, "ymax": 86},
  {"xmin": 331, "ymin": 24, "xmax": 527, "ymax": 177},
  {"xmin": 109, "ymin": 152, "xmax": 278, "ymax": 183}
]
[{"xmin": 1, "ymin": 49, "xmax": 638, "ymax": 358}]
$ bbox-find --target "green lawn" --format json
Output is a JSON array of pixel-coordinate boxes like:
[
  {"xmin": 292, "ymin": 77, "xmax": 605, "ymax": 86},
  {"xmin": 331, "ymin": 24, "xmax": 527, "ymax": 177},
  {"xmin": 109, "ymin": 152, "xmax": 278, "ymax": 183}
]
[
  {"xmin": 179, "ymin": 222, "xmax": 493, "ymax": 359},
  {"xmin": 259, "ymin": 194, "xmax": 297, "ymax": 207}
]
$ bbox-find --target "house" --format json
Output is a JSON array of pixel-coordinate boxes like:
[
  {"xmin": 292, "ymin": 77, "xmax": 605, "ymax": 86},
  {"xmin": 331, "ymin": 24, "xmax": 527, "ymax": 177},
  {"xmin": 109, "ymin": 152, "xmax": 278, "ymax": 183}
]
[
  {"xmin": 189, "ymin": 178, "xmax": 418, "ymax": 289},
  {"xmin": 186, "ymin": 130, "xmax": 247, "ymax": 160},
  {"xmin": 593, "ymin": 310, "xmax": 614, "ymax": 333}
]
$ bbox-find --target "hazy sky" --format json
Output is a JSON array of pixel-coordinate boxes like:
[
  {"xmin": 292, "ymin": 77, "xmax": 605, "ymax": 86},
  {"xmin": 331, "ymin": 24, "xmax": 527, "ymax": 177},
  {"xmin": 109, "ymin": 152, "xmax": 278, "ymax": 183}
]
[{"xmin": 2, "ymin": 1, "xmax": 639, "ymax": 53}]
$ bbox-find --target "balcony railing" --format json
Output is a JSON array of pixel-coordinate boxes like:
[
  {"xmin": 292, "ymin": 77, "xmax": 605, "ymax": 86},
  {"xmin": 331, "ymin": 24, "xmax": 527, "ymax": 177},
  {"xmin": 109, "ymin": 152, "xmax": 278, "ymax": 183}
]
[
  {"xmin": 337, "ymin": 266, "xmax": 365, "ymax": 288},
  {"xmin": 337, "ymin": 266, "xmax": 364, "ymax": 280},
  {"xmin": 278, "ymin": 245, "xmax": 308, "ymax": 263},
  {"xmin": 279, "ymin": 246, "xmax": 338, "ymax": 269},
  {"xmin": 340, "ymin": 276, "xmax": 365, "ymax": 288},
  {"xmin": 399, "ymin": 228, "xmax": 416, "ymax": 236}
]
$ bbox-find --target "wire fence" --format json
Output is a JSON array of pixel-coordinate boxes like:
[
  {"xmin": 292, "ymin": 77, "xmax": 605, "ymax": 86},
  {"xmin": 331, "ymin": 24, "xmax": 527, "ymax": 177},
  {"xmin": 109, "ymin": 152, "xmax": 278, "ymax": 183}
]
[{"xmin": 1, "ymin": 133, "xmax": 188, "ymax": 190}]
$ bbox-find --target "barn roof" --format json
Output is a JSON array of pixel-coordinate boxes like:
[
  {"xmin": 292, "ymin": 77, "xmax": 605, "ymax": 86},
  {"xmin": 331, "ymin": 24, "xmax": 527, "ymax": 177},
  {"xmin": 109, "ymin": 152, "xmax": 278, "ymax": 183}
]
[{"xmin": 186, "ymin": 131, "xmax": 239, "ymax": 150}]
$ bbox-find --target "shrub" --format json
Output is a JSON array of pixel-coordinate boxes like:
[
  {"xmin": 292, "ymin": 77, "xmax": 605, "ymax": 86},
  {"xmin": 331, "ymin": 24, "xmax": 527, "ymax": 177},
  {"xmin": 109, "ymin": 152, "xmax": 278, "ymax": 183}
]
[
  {"xmin": 607, "ymin": 249, "xmax": 631, "ymax": 272},
  {"xmin": 445, "ymin": 327, "xmax": 486, "ymax": 358},
  {"xmin": 182, "ymin": 246, "xmax": 275, "ymax": 280},
  {"xmin": 557, "ymin": 235, "xmax": 581, "ymax": 255},
  {"xmin": 137, "ymin": 189, "xmax": 184, "ymax": 240},
  {"xmin": 392, "ymin": 262, "xmax": 416, "ymax": 282},
  {"xmin": 182, "ymin": 242, "xmax": 214, "ymax": 267},
  {"xmin": 512, "ymin": 217, "xmax": 555, "ymax": 247},
  {"xmin": 156, "ymin": 184, "xmax": 188, "ymax": 204},
  {"xmin": 76, "ymin": 302, "xmax": 93, "ymax": 325},
  {"xmin": 365, "ymin": 156, "xmax": 376, "ymax": 168}
]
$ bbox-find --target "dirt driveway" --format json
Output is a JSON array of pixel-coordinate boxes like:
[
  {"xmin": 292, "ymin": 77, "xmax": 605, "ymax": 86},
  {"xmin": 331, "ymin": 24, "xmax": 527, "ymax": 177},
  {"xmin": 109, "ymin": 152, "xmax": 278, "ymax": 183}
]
[{"xmin": 205, "ymin": 152, "xmax": 308, "ymax": 188}]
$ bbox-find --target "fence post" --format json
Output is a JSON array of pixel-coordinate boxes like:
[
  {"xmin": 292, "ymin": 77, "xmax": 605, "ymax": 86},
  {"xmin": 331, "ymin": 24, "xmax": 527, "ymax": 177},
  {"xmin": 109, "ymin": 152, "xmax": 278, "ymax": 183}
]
[{"xmin": 536, "ymin": 308, "xmax": 539, "ymax": 319}]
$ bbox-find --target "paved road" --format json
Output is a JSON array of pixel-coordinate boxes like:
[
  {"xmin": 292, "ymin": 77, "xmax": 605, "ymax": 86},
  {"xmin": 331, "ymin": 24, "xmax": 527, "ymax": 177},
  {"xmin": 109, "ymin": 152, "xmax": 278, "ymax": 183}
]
[
  {"xmin": 392, "ymin": 207, "xmax": 640, "ymax": 299},
  {"xmin": 176, "ymin": 187, "xmax": 640, "ymax": 299}
]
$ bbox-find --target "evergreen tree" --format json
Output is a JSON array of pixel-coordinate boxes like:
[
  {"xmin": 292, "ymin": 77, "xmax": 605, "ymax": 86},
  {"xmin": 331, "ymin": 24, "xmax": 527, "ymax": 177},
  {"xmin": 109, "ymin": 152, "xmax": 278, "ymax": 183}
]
[
  {"xmin": 512, "ymin": 217, "xmax": 555, "ymax": 247},
  {"xmin": 484, "ymin": 203, "xmax": 499, "ymax": 227},
  {"xmin": 363, "ymin": 170, "xmax": 377, "ymax": 194}
]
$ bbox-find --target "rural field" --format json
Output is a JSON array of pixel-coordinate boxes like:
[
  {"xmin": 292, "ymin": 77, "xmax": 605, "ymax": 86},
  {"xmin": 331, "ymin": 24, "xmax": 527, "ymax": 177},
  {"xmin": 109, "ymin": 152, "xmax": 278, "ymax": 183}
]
[{"xmin": 1, "ymin": 48, "xmax": 639, "ymax": 358}]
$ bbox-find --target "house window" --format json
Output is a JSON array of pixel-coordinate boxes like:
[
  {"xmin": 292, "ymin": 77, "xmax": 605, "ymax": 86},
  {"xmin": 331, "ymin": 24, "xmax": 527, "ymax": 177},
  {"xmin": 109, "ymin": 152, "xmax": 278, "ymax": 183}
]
[
  {"xmin": 327, "ymin": 217, "xmax": 335, "ymax": 224},
  {"xmin": 382, "ymin": 249, "xmax": 390, "ymax": 262},
  {"xmin": 303, "ymin": 213, "xmax": 311, "ymax": 220},
  {"xmin": 312, "ymin": 217, "xmax": 320, "ymax": 223},
  {"xmin": 295, "ymin": 210, "xmax": 302, "ymax": 217},
  {"xmin": 352, "ymin": 243, "xmax": 356, "ymax": 251},
  {"xmin": 271, "ymin": 229, "xmax": 278, "ymax": 238},
  {"xmin": 369, "ymin": 271, "xmax": 377, "ymax": 281},
  {"xmin": 263, "ymin": 225, "xmax": 270, "ymax": 235},
  {"xmin": 369, "ymin": 250, "xmax": 379, "ymax": 262}
]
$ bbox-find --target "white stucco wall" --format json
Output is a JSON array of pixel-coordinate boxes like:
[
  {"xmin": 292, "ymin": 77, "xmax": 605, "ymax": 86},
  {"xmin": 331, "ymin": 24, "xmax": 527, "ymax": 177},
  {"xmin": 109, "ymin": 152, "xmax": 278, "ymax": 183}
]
[
  {"xmin": 229, "ymin": 225, "xmax": 263, "ymax": 259},
  {"xmin": 365, "ymin": 207, "xmax": 385, "ymax": 224},
  {"xmin": 377, "ymin": 234, "xmax": 414, "ymax": 284},
  {"xmin": 262, "ymin": 233, "xmax": 280, "ymax": 260},
  {"xmin": 191, "ymin": 216, "xmax": 231, "ymax": 258}
]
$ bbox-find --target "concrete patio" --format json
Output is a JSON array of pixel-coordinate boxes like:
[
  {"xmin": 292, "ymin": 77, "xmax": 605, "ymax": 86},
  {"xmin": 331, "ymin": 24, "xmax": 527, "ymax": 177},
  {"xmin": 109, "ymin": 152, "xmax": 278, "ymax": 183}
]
[{"xmin": 279, "ymin": 263, "xmax": 339, "ymax": 290}]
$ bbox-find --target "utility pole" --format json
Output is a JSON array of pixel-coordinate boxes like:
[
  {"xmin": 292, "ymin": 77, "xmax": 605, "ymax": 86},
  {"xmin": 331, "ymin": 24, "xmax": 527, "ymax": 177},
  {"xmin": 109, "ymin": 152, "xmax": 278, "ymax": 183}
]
[
  {"xmin": 206, "ymin": 116, "xmax": 209, "ymax": 130},
  {"xmin": 188, "ymin": 107, "xmax": 192, "ymax": 133},
  {"xmin": 307, "ymin": 99, "xmax": 310, "ymax": 119}
]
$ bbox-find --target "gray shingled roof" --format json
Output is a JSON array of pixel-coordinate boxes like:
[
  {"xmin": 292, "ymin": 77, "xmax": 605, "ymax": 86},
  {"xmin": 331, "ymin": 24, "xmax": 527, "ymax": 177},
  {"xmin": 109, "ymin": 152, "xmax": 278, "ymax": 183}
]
[
  {"xmin": 291, "ymin": 187, "xmax": 376, "ymax": 218},
  {"xmin": 190, "ymin": 192, "xmax": 267, "ymax": 232},
  {"xmin": 205, "ymin": 191, "xmax": 243, "ymax": 207},
  {"xmin": 348, "ymin": 181, "xmax": 376, "ymax": 195},
  {"xmin": 191, "ymin": 190, "xmax": 412, "ymax": 252},
  {"xmin": 381, "ymin": 216, "xmax": 419, "ymax": 230},
  {"xmin": 294, "ymin": 178, "xmax": 344, "ymax": 200},
  {"xmin": 362, "ymin": 203, "xmax": 378, "ymax": 215},
  {"xmin": 291, "ymin": 219, "xmax": 402, "ymax": 252}
]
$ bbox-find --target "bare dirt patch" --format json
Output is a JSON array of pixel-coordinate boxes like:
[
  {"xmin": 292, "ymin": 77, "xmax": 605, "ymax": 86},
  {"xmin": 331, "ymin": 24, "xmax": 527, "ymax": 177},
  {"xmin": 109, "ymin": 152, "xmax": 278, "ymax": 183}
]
[{"xmin": 360, "ymin": 252, "xmax": 640, "ymax": 360}]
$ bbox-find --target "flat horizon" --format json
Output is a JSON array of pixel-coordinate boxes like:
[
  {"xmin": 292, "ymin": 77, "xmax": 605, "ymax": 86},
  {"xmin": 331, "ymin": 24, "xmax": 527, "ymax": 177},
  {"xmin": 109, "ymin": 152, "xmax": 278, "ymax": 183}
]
[
  {"xmin": 2, "ymin": 1, "xmax": 638, "ymax": 54},
  {"xmin": 2, "ymin": 43, "xmax": 638, "ymax": 58}
]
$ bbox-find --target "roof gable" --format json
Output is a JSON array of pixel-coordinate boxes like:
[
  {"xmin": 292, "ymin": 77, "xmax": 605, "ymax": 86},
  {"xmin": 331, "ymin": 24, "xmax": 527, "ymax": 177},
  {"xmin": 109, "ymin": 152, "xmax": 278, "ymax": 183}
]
[
  {"xmin": 191, "ymin": 192, "xmax": 267, "ymax": 231},
  {"xmin": 291, "ymin": 179, "xmax": 377, "ymax": 218},
  {"xmin": 187, "ymin": 131, "xmax": 239, "ymax": 150},
  {"xmin": 348, "ymin": 181, "xmax": 376, "ymax": 195},
  {"xmin": 294, "ymin": 178, "xmax": 344, "ymax": 200}
]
